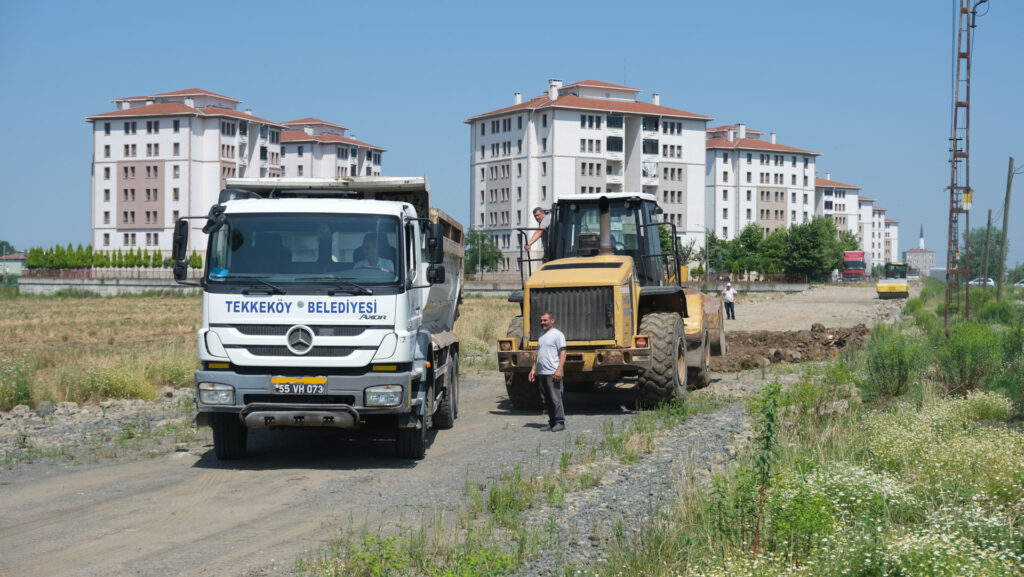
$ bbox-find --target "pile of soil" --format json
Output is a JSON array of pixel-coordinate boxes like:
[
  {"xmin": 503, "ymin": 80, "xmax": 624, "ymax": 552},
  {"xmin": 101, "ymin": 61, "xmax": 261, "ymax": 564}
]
[{"xmin": 712, "ymin": 323, "xmax": 870, "ymax": 372}]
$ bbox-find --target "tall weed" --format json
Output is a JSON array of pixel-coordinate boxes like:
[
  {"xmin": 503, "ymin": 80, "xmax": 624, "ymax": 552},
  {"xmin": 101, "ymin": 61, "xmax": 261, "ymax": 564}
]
[
  {"xmin": 0, "ymin": 354, "xmax": 35, "ymax": 410},
  {"xmin": 936, "ymin": 321, "xmax": 1001, "ymax": 396},
  {"xmin": 865, "ymin": 323, "xmax": 927, "ymax": 399}
]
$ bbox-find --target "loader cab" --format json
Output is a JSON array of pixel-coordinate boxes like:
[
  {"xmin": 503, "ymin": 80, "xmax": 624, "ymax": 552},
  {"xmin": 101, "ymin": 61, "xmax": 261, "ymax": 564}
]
[{"xmin": 543, "ymin": 194, "xmax": 671, "ymax": 287}]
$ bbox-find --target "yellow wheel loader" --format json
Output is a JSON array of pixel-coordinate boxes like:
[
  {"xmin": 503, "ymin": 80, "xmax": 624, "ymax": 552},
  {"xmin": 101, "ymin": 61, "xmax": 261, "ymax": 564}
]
[{"xmin": 497, "ymin": 193, "xmax": 723, "ymax": 408}]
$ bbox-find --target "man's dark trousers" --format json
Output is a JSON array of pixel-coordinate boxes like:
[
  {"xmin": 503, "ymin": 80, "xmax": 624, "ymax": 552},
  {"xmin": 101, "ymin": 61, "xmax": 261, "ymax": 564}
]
[{"xmin": 536, "ymin": 374, "xmax": 565, "ymax": 426}]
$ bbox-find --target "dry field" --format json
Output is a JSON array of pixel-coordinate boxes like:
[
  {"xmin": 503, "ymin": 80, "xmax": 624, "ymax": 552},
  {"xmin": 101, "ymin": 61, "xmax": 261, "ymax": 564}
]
[
  {"xmin": 0, "ymin": 293, "xmax": 201, "ymax": 407},
  {"xmin": 0, "ymin": 291, "xmax": 519, "ymax": 409}
]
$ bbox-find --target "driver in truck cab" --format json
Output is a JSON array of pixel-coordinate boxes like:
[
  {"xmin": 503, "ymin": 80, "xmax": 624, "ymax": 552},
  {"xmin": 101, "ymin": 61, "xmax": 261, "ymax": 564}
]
[{"xmin": 353, "ymin": 233, "xmax": 395, "ymax": 273}]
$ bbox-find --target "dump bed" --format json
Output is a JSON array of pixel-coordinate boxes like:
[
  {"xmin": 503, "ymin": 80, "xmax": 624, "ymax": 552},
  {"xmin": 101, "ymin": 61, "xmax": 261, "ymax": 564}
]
[{"xmin": 426, "ymin": 207, "xmax": 464, "ymax": 334}]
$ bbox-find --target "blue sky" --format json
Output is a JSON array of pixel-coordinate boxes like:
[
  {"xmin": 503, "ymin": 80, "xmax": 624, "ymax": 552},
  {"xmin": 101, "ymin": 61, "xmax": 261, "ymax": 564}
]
[{"xmin": 1, "ymin": 0, "xmax": 1022, "ymax": 267}]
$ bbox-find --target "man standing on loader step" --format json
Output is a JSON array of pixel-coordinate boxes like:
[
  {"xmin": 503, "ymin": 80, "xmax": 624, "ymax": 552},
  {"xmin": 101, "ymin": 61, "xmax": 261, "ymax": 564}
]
[{"xmin": 529, "ymin": 311, "xmax": 567, "ymax": 432}]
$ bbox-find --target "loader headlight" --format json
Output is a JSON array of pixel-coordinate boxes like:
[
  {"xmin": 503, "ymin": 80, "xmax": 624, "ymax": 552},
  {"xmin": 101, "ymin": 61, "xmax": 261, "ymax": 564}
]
[
  {"xmin": 365, "ymin": 385, "xmax": 403, "ymax": 407},
  {"xmin": 197, "ymin": 382, "xmax": 235, "ymax": 405}
]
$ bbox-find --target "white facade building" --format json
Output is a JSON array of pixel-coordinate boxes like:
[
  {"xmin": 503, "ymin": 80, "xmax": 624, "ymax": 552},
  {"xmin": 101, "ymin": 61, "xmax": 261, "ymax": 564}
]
[
  {"xmin": 705, "ymin": 125, "xmax": 819, "ymax": 240},
  {"xmin": 87, "ymin": 88, "xmax": 284, "ymax": 255},
  {"xmin": 814, "ymin": 174, "xmax": 861, "ymax": 236},
  {"xmin": 885, "ymin": 218, "xmax": 900, "ymax": 264},
  {"xmin": 466, "ymin": 79, "xmax": 712, "ymax": 271},
  {"xmin": 280, "ymin": 118, "xmax": 384, "ymax": 179}
]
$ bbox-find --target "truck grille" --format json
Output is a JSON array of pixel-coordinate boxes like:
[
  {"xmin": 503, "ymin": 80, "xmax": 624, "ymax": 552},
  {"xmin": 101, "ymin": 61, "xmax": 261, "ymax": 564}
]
[
  {"xmin": 529, "ymin": 286, "xmax": 615, "ymax": 341},
  {"xmin": 220, "ymin": 324, "xmax": 367, "ymax": 337},
  {"xmin": 232, "ymin": 345, "xmax": 359, "ymax": 357}
]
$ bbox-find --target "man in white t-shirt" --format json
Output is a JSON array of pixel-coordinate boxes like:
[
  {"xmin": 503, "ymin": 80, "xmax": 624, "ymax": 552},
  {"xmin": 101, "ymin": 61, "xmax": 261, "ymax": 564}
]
[
  {"xmin": 723, "ymin": 282, "xmax": 737, "ymax": 320},
  {"xmin": 524, "ymin": 207, "xmax": 550, "ymax": 253},
  {"xmin": 529, "ymin": 311, "xmax": 567, "ymax": 432}
]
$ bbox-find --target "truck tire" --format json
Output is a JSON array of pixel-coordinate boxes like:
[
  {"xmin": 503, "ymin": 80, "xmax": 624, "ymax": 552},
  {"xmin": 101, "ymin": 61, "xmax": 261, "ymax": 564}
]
[
  {"xmin": 687, "ymin": 331, "xmax": 711, "ymax": 389},
  {"xmin": 504, "ymin": 316, "xmax": 543, "ymax": 410},
  {"xmin": 211, "ymin": 412, "xmax": 247, "ymax": 461},
  {"xmin": 637, "ymin": 312, "xmax": 687, "ymax": 406},
  {"xmin": 434, "ymin": 351, "xmax": 457, "ymax": 429},
  {"xmin": 396, "ymin": 416, "xmax": 426, "ymax": 459}
]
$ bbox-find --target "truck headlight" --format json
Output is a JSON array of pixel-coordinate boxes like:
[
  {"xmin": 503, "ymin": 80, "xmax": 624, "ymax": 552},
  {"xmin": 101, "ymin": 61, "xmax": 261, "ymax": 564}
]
[
  {"xmin": 365, "ymin": 385, "xmax": 403, "ymax": 407},
  {"xmin": 198, "ymin": 382, "xmax": 235, "ymax": 405}
]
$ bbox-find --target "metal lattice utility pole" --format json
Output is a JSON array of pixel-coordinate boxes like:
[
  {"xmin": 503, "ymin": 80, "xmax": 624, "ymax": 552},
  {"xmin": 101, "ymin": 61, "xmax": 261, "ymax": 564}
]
[{"xmin": 944, "ymin": 0, "xmax": 987, "ymax": 331}]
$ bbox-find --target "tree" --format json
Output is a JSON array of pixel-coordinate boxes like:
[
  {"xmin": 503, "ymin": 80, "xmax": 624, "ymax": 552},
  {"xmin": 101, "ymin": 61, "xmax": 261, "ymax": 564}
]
[
  {"xmin": 965, "ymin": 226, "xmax": 1005, "ymax": 282},
  {"xmin": 702, "ymin": 231, "xmax": 728, "ymax": 274},
  {"xmin": 838, "ymin": 230, "xmax": 860, "ymax": 253},
  {"xmin": 464, "ymin": 229, "xmax": 502, "ymax": 275},
  {"xmin": 0, "ymin": 240, "xmax": 17, "ymax": 256},
  {"xmin": 189, "ymin": 250, "xmax": 202, "ymax": 269},
  {"xmin": 732, "ymin": 223, "xmax": 763, "ymax": 275},
  {"xmin": 760, "ymin": 227, "xmax": 788, "ymax": 276},
  {"xmin": 783, "ymin": 217, "xmax": 839, "ymax": 280}
]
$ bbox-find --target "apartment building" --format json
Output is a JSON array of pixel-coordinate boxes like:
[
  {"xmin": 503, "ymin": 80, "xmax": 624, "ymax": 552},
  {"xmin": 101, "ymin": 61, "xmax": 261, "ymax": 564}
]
[
  {"xmin": 885, "ymin": 218, "xmax": 900, "ymax": 264},
  {"xmin": 466, "ymin": 79, "xmax": 712, "ymax": 271},
  {"xmin": 87, "ymin": 88, "xmax": 284, "ymax": 254},
  {"xmin": 705, "ymin": 125, "xmax": 819, "ymax": 240},
  {"xmin": 855, "ymin": 196, "xmax": 893, "ymax": 268},
  {"xmin": 814, "ymin": 174, "xmax": 861, "ymax": 235},
  {"xmin": 280, "ymin": 118, "xmax": 384, "ymax": 178}
]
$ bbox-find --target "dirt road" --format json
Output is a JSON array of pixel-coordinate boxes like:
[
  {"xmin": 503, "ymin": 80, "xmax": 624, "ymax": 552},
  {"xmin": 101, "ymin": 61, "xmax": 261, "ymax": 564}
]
[{"xmin": 0, "ymin": 284, "xmax": 904, "ymax": 577}]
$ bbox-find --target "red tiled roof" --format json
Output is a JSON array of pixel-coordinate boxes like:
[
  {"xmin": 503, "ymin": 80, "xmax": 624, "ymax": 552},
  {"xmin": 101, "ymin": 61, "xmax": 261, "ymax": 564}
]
[
  {"xmin": 281, "ymin": 130, "xmax": 385, "ymax": 151},
  {"xmin": 705, "ymin": 137, "xmax": 819, "ymax": 155},
  {"xmin": 885, "ymin": 218, "xmax": 899, "ymax": 223},
  {"xmin": 87, "ymin": 102, "xmax": 199, "ymax": 119},
  {"xmin": 815, "ymin": 177, "xmax": 862, "ymax": 190},
  {"xmin": 467, "ymin": 85, "xmax": 712, "ymax": 122},
  {"xmin": 540, "ymin": 94, "xmax": 712, "ymax": 120},
  {"xmin": 0, "ymin": 252, "xmax": 26, "ymax": 261},
  {"xmin": 282, "ymin": 117, "xmax": 348, "ymax": 130},
  {"xmin": 152, "ymin": 88, "xmax": 241, "ymax": 102},
  {"xmin": 873, "ymin": 206, "xmax": 887, "ymax": 212},
  {"xmin": 114, "ymin": 88, "xmax": 241, "ymax": 103},
  {"xmin": 707, "ymin": 125, "xmax": 763, "ymax": 135},
  {"xmin": 465, "ymin": 94, "xmax": 552, "ymax": 121},
  {"xmin": 199, "ymin": 107, "xmax": 283, "ymax": 126},
  {"xmin": 86, "ymin": 103, "xmax": 283, "ymax": 126},
  {"xmin": 562, "ymin": 79, "xmax": 640, "ymax": 91}
]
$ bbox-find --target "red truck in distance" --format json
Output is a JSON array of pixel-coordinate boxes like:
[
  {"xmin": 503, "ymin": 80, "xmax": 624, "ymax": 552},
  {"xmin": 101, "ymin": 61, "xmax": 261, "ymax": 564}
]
[{"xmin": 843, "ymin": 251, "xmax": 867, "ymax": 281}]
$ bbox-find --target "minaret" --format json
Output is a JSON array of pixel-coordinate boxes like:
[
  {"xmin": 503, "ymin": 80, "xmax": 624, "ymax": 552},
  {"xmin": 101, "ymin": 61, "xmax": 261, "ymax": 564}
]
[{"xmin": 919, "ymin": 224, "xmax": 925, "ymax": 250}]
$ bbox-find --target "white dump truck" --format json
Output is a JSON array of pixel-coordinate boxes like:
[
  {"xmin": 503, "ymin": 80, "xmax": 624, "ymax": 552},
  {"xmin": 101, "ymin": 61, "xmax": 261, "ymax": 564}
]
[{"xmin": 171, "ymin": 177, "xmax": 463, "ymax": 460}]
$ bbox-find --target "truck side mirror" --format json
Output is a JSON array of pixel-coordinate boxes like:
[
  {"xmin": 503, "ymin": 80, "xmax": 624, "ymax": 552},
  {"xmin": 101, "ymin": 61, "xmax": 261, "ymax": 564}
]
[
  {"xmin": 172, "ymin": 220, "xmax": 189, "ymax": 282},
  {"xmin": 426, "ymin": 264, "xmax": 445, "ymax": 285},
  {"xmin": 172, "ymin": 219, "xmax": 189, "ymax": 262},
  {"xmin": 426, "ymin": 222, "xmax": 445, "ymax": 265}
]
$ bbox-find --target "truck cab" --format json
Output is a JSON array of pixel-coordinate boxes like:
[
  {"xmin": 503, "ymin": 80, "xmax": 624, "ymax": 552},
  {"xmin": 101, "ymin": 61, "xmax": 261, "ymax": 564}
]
[{"xmin": 173, "ymin": 177, "xmax": 463, "ymax": 460}]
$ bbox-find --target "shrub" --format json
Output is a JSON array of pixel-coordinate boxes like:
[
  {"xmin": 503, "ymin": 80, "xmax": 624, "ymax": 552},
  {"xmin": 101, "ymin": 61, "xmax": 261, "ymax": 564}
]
[
  {"xmin": 978, "ymin": 299, "xmax": 1018, "ymax": 325},
  {"xmin": 936, "ymin": 321, "xmax": 1001, "ymax": 395},
  {"xmin": 865, "ymin": 323, "xmax": 927, "ymax": 399},
  {"xmin": 0, "ymin": 354, "xmax": 35, "ymax": 410},
  {"xmin": 884, "ymin": 525, "xmax": 1024, "ymax": 576}
]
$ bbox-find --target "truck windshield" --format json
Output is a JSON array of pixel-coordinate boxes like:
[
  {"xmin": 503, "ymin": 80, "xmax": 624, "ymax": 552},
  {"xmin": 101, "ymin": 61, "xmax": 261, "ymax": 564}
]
[{"xmin": 206, "ymin": 213, "xmax": 402, "ymax": 286}]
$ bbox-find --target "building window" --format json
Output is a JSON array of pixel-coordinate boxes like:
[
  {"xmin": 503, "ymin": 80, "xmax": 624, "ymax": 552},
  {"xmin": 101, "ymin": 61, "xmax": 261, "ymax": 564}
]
[
  {"xmin": 541, "ymin": 162, "xmax": 547, "ymax": 176},
  {"xmin": 104, "ymin": 167, "xmax": 110, "ymax": 180},
  {"xmin": 104, "ymin": 122, "xmax": 110, "ymax": 135},
  {"xmin": 173, "ymin": 143, "xmax": 180, "ymax": 156},
  {"xmin": 298, "ymin": 146, "xmax": 304, "ymax": 157},
  {"xmin": 103, "ymin": 211, "xmax": 110, "ymax": 224},
  {"xmin": 722, "ymin": 190, "xmax": 728, "ymax": 201},
  {"xmin": 298, "ymin": 165, "xmax": 304, "ymax": 176},
  {"xmin": 172, "ymin": 165, "xmax": 178, "ymax": 178},
  {"xmin": 542, "ymin": 114, "xmax": 547, "ymax": 127},
  {"xmin": 541, "ymin": 185, "xmax": 546, "ymax": 200},
  {"xmin": 542, "ymin": 137, "xmax": 547, "ymax": 152},
  {"xmin": 723, "ymin": 208, "xmax": 728, "ymax": 219},
  {"xmin": 722, "ymin": 171, "xmax": 728, "ymax": 182},
  {"xmin": 103, "ymin": 145, "xmax": 110, "ymax": 158}
]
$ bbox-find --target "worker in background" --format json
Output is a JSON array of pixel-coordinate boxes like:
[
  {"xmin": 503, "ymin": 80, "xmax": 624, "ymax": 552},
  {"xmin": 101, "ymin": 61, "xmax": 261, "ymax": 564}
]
[
  {"xmin": 524, "ymin": 207, "xmax": 550, "ymax": 253},
  {"xmin": 723, "ymin": 282, "xmax": 737, "ymax": 320}
]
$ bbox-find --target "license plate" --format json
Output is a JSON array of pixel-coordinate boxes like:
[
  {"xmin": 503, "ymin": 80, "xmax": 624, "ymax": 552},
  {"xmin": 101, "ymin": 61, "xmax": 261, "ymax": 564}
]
[{"xmin": 272, "ymin": 377, "xmax": 327, "ymax": 395}]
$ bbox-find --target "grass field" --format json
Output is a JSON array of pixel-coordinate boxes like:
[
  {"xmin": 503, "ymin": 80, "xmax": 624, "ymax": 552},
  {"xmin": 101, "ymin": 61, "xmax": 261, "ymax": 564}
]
[{"xmin": 0, "ymin": 290, "xmax": 517, "ymax": 410}]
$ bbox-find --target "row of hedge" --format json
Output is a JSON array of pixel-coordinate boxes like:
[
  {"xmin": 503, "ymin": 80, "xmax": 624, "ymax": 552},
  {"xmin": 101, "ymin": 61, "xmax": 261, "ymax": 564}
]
[{"xmin": 25, "ymin": 245, "xmax": 201, "ymax": 270}]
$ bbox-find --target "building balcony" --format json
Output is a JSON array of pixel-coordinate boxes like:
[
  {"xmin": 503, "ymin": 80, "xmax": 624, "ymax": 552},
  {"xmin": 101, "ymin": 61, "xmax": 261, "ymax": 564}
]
[
  {"xmin": 641, "ymin": 176, "xmax": 659, "ymax": 187},
  {"xmin": 606, "ymin": 151, "xmax": 623, "ymax": 162},
  {"xmin": 238, "ymin": 157, "xmax": 248, "ymax": 166},
  {"xmin": 606, "ymin": 174, "xmax": 623, "ymax": 185}
]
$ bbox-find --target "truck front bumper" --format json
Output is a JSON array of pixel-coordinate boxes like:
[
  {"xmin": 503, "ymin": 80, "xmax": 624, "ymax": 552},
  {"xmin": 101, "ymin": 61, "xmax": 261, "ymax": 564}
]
[
  {"xmin": 497, "ymin": 347, "xmax": 652, "ymax": 374},
  {"xmin": 193, "ymin": 368, "xmax": 421, "ymax": 429}
]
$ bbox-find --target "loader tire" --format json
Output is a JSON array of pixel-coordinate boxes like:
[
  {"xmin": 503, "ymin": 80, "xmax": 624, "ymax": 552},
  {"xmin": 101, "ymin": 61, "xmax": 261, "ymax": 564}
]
[
  {"xmin": 211, "ymin": 412, "xmax": 247, "ymax": 461},
  {"xmin": 637, "ymin": 312, "xmax": 687, "ymax": 407},
  {"xmin": 504, "ymin": 316, "xmax": 543, "ymax": 410},
  {"xmin": 687, "ymin": 331, "xmax": 712, "ymax": 389}
]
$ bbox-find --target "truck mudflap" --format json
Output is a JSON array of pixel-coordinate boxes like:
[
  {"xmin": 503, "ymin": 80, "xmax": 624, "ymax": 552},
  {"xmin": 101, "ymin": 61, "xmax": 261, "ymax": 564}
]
[
  {"xmin": 240, "ymin": 403, "xmax": 360, "ymax": 430},
  {"xmin": 498, "ymin": 347, "xmax": 652, "ymax": 373}
]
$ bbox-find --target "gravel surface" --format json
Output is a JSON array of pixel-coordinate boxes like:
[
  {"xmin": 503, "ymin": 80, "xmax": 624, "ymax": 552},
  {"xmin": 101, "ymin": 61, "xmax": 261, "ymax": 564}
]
[{"xmin": 0, "ymin": 283, "xmax": 904, "ymax": 577}]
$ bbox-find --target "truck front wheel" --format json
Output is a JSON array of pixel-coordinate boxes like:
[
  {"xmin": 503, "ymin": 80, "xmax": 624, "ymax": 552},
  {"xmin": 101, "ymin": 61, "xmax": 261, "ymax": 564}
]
[
  {"xmin": 211, "ymin": 412, "xmax": 247, "ymax": 460},
  {"xmin": 637, "ymin": 313, "xmax": 687, "ymax": 407},
  {"xmin": 396, "ymin": 415, "xmax": 426, "ymax": 459}
]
